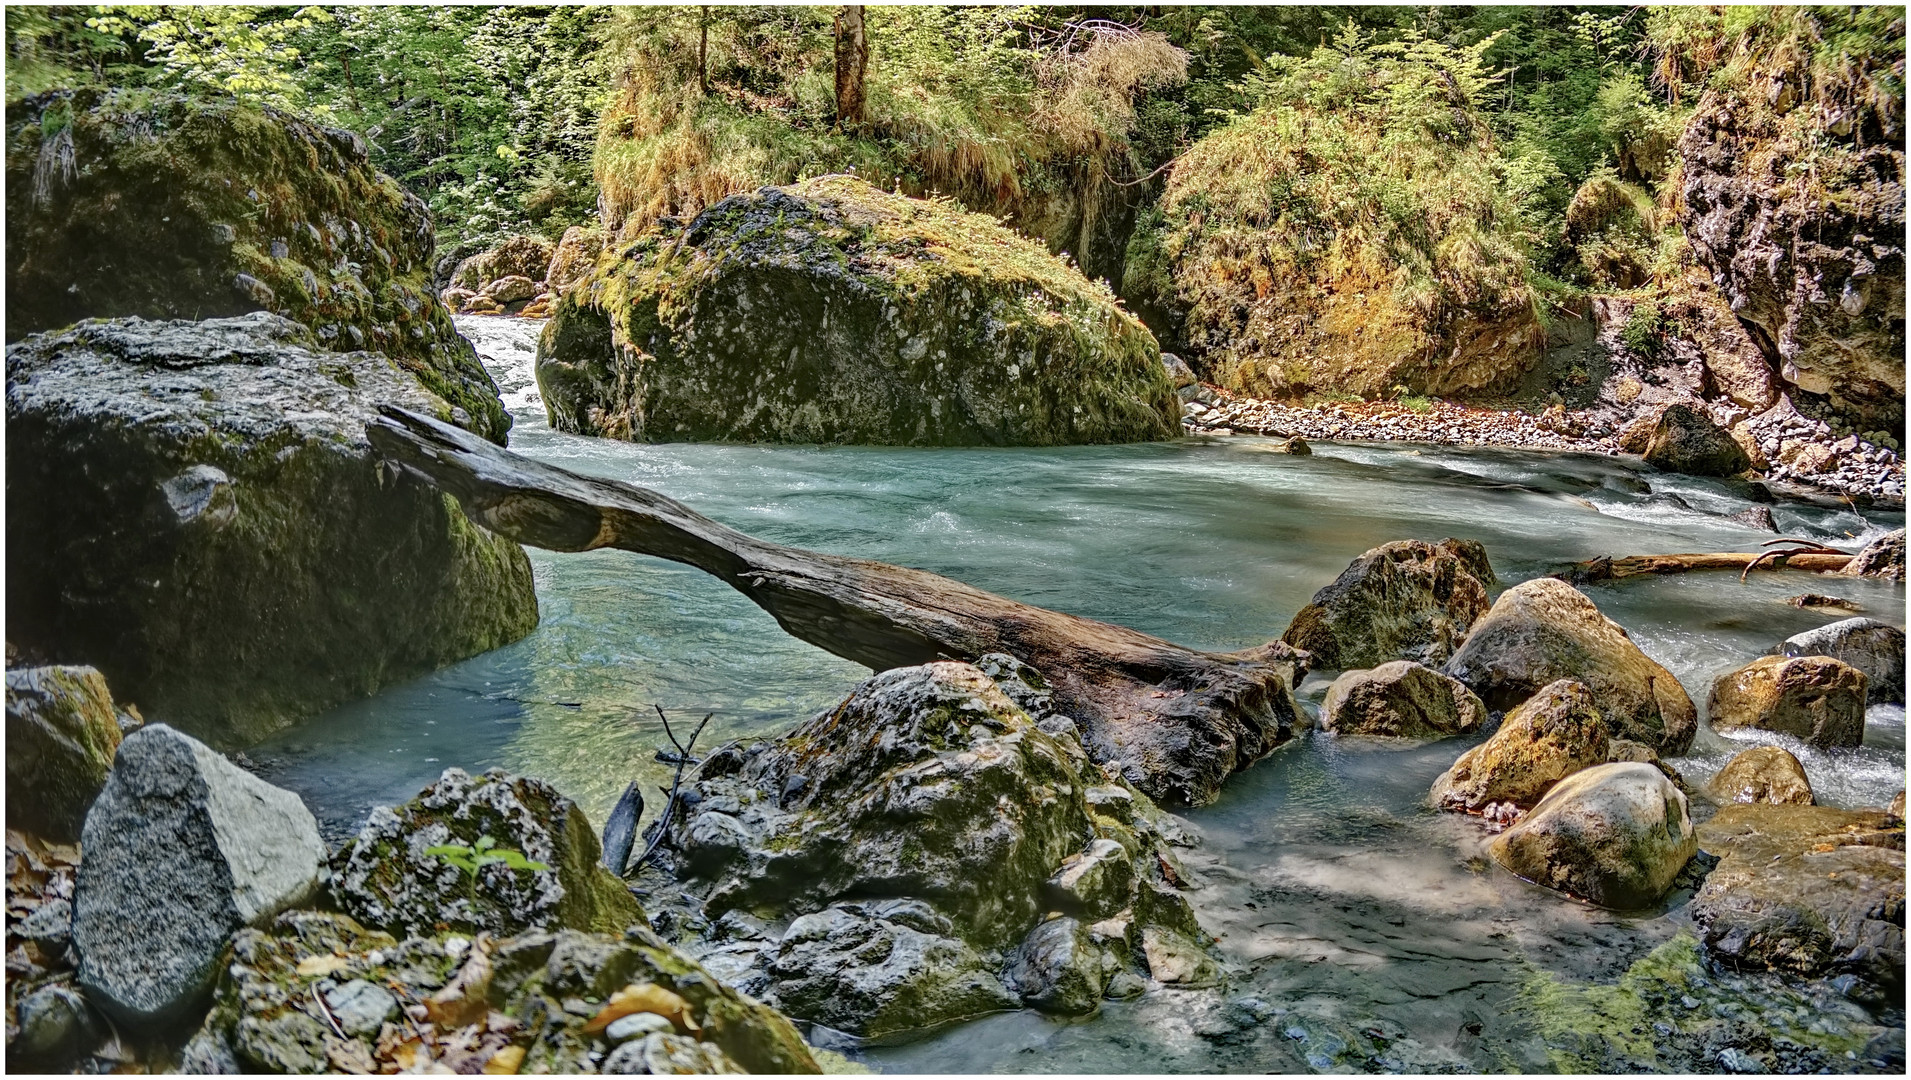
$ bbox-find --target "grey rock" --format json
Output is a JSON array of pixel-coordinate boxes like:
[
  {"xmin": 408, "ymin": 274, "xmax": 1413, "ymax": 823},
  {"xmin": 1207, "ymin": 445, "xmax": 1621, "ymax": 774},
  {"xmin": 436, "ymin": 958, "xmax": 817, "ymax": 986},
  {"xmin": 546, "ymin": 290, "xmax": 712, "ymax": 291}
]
[
  {"xmin": 178, "ymin": 1024, "xmax": 241, "ymax": 1074},
  {"xmin": 322, "ymin": 978, "xmax": 397, "ymax": 1037},
  {"xmin": 1837, "ymin": 529, "xmax": 1904, "ymax": 582},
  {"xmin": 1282, "ymin": 539, "xmax": 1495, "ymax": 669},
  {"xmin": 604, "ymin": 1010, "xmax": 675, "ymax": 1044},
  {"xmin": 602, "ymin": 1031, "xmax": 741, "ymax": 1074},
  {"xmin": 1003, "ymin": 916, "xmax": 1106, "ymax": 1015},
  {"xmin": 1718, "ymin": 1047, "xmax": 1768, "ymax": 1073},
  {"xmin": 1642, "ymin": 404, "xmax": 1751, "ymax": 477},
  {"xmin": 73, "ymin": 724, "xmax": 325, "ymax": 1029},
  {"xmin": 1777, "ymin": 617, "xmax": 1905, "ymax": 704},
  {"xmin": 10, "ymin": 983, "xmax": 101, "ymax": 1064},
  {"xmin": 1046, "ymin": 838, "xmax": 1135, "ymax": 920},
  {"xmin": 17, "ymin": 896, "xmax": 72, "ymax": 946}
]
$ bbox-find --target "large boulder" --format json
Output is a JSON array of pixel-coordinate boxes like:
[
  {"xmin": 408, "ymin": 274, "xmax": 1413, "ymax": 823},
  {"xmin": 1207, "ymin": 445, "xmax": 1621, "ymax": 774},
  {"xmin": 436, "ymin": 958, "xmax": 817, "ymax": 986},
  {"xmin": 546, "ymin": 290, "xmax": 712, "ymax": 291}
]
[
  {"xmin": 1836, "ymin": 528, "xmax": 1906, "ymax": 582},
  {"xmin": 6, "ymin": 314, "xmax": 538, "ymax": 746},
  {"xmin": 1318, "ymin": 661, "xmax": 1486, "ymax": 739},
  {"xmin": 194, "ymin": 910, "xmax": 820, "ymax": 1074},
  {"xmin": 5, "ymin": 666, "xmax": 124, "ymax": 841},
  {"xmin": 4, "ymin": 90, "xmax": 507, "ymax": 443},
  {"xmin": 1430, "ymin": 679, "xmax": 1611, "ymax": 813},
  {"xmin": 544, "ymin": 225, "xmax": 606, "ymax": 298},
  {"xmin": 1707, "ymin": 655, "xmax": 1867, "ymax": 749},
  {"xmin": 446, "ymin": 233, "xmax": 554, "ymax": 294},
  {"xmin": 1707, "ymin": 745, "xmax": 1814, "ymax": 806},
  {"xmin": 1489, "ymin": 762, "xmax": 1697, "ymax": 909},
  {"xmin": 1281, "ymin": 539, "xmax": 1495, "ymax": 669},
  {"xmin": 1639, "ymin": 403, "xmax": 1751, "ymax": 477},
  {"xmin": 330, "ymin": 767, "xmax": 645, "ymax": 940},
  {"xmin": 1775, "ymin": 617, "xmax": 1905, "ymax": 704},
  {"xmin": 536, "ymin": 175, "xmax": 1181, "ymax": 445},
  {"xmin": 73, "ymin": 725, "xmax": 326, "ymax": 1029},
  {"xmin": 651, "ymin": 658, "xmax": 1210, "ymax": 1034},
  {"xmin": 1690, "ymin": 804, "xmax": 1904, "ymax": 998},
  {"xmin": 1443, "ymin": 577, "xmax": 1698, "ymax": 754}
]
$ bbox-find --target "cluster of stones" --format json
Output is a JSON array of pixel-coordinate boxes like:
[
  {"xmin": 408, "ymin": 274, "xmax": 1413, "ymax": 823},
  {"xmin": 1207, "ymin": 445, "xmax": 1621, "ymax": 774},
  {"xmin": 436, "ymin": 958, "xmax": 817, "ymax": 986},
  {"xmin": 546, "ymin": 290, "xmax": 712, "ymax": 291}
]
[{"xmin": 439, "ymin": 227, "xmax": 604, "ymax": 320}]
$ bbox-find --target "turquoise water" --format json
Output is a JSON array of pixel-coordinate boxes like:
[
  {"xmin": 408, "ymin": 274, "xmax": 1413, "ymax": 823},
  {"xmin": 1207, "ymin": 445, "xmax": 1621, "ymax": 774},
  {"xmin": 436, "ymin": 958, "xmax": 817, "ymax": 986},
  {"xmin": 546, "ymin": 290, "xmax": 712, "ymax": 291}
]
[{"xmin": 253, "ymin": 317, "xmax": 1906, "ymax": 1072}]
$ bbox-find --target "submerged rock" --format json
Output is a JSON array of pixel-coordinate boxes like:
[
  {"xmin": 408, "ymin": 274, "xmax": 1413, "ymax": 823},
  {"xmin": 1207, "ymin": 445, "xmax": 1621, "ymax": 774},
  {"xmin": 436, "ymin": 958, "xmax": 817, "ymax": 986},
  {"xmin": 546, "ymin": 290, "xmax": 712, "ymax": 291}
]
[
  {"xmin": 1707, "ymin": 745, "xmax": 1814, "ymax": 806},
  {"xmin": 537, "ymin": 175, "xmax": 1181, "ymax": 446},
  {"xmin": 1776, "ymin": 617, "xmax": 1905, "ymax": 705},
  {"xmin": 3, "ymin": 89, "xmax": 507, "ymax": 442},
  {"xmin": 1691, "ymin": 804, "xmax": 1904, "ymax": 997},
  {"xmin": 1640, "ymin": 403, "xmax": 1751, "ymax": 477},
  {"xmin": 1318, "ymin": 661, "xmax": 1487, "ymax": 739},
  {"xmin": 1489, "ymin": 762, "xmax": 1697, "ymax": 909},
  {"xmin": 6, "ymin": 314, "xmax": 537, "ymax": 745},
  {"xmin": 4, "ymin": 665, "xmax": 123, "ymax": 841},
  {"xmin": 1707, "ymin": 655, "xmax": 1867, "ymax": 749},
  {"xmin": 1281, "ymin": 539, "xmax": 1495, "ymax": 669},
  {"xmin": 330, "ymin": 767, "xmax": 645, "ymax": 940},
  {"xmin": 1443, "ymin": 576, "xmax": 1697, "ymax": 754},
  {"xmin": 73, "ymin": 724, "xmax": 326, "ymax": 1029},
  {"xmin": 198, "ymin": 910, "xmax": 820, "ymax": 1074},
  {"xmin": 1836, "ymin": 528, "xmax": 1905, "ymax": 582},
  {"xmin": 1430, "ymin": 679, "xmax": 1610, "ymax": 812}
]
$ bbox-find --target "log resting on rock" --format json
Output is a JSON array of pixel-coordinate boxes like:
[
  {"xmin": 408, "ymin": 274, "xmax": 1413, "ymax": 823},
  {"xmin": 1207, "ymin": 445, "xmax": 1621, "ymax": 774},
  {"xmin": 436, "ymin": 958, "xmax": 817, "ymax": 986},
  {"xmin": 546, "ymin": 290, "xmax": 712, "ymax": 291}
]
[{"xmin": 366, "ymin": 406, "xmax": 1302, "ymax": 806}]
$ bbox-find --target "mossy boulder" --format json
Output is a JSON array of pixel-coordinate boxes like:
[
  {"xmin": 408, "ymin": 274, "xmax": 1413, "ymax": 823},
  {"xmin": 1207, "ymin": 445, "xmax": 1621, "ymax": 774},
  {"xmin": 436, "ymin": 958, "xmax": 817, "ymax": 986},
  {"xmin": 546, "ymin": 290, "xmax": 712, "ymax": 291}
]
[
  {"xmin": 1319, "ymin": 661, "xmax": 1487, "ymax": 739},
  {"xmin": 5, "ymin": 314, "xmax": 537, "ymax": 746},
  {"xmin": 1431, "ymin": 679, "xmax": 1612, "ymax": 813},
  {"xmin": 4, "ymin": 89, "xmax": 508, "ymax": 443},
  {"xmin": 4, "ymin": 666, "xmax": 124, "ymax": 841},
  {"xmin": 195, "ymin": 910, "xmax": 820, "ymax": 1074},
  {"xmin": 1640, "ymin": 403, "xmax": 1751, "ymax": 477},
  {"xmin": 1282, "ymin": 538, "xmax": 1496, "ymax": 670},
  {"xmin": 537, "ymin": 175, "xmax": 1181, "ymax": 445},
  {"xmin": 331, "ymin": 767, "xmax": 645, "ymax": 940}
]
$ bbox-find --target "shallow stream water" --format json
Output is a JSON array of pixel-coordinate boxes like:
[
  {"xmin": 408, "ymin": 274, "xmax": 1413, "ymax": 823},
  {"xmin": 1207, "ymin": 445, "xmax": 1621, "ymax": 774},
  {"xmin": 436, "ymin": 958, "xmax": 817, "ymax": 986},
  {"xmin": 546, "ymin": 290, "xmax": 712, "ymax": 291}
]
[{"xmin": 254, "ymin": 317, "xmax": 1906, "ymax": 1072}]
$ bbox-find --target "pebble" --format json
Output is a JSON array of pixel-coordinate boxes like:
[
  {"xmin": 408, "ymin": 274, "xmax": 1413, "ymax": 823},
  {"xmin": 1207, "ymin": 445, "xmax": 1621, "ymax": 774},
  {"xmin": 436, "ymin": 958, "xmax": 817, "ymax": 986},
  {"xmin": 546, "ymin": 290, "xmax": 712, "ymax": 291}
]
[{"xmin": 604, "ymin": 1011, "xmax": 675, "ymax": 1044}]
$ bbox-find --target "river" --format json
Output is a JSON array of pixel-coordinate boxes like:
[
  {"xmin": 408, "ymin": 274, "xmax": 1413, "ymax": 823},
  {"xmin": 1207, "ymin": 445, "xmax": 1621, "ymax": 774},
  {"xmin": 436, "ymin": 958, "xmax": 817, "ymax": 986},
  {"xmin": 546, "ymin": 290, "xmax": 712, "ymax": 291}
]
[{"xmin": 252, "ymin": 316, "xmax": 1905, "ymax": 1072}]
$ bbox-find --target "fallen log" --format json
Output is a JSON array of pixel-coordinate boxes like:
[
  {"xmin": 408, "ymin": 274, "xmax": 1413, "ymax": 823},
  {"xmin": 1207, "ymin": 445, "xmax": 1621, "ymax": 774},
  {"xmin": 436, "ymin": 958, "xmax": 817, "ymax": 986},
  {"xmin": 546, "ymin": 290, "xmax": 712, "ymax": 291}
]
[
  {"xmin": 366, "ymin": 407, "xmax": 1302, "ymax": 807},
  {"xmin": 1563, "ymin": 551, "xmax": 1855, "ymax": 583}
]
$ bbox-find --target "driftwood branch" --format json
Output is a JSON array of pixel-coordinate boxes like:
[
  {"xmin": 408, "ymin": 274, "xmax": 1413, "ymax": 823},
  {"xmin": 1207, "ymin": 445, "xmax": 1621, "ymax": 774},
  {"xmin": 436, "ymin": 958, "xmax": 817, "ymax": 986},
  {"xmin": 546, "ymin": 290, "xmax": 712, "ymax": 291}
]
[
  {"xmin": 1563, "ymin": 550, "xmax": 1855, "ymax": 584},
  {"xmin": 367, "ymin": 407, "xmax": 1301, "ymax": 806}
]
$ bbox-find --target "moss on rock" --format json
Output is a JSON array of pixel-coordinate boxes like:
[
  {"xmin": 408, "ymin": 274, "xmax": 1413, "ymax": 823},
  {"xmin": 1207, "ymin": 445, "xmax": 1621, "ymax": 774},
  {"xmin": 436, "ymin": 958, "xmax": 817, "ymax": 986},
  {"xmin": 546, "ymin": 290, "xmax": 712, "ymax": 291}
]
[{"xmin": 537, "ymin": 175, "xmax": 1180, "ymax": 446}]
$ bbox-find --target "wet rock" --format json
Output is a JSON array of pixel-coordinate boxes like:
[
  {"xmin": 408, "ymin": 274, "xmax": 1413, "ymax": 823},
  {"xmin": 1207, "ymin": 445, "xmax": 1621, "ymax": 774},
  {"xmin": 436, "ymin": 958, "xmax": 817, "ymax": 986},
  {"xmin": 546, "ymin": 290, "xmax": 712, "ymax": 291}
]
[
  {"xmin": 1690, "ymin": 804, "xmax": 1904, "ymax": 996},
  {"xmin": 1707, "ymin": 655, "xmax": 1867, "ymax": 749},
  {"xmin": 479, "ymin": 274, "xmax": 538, "ymax": 305},
  {"xmin": 331, "ymin": 767, "xmax": 644, "ymax": 939},
  {"xmin": 1490, "ymin": 762, "xmax": 1697, "ymax": 909},
  {"xmin": 1836, "ymin": 528, "xmax": 1906, "ymax": 582},
  {"xmin": 1893, "ymin": 790, "xmax": 1905, "ymax": 820},
  {"xmin": 1786, "ymin": 593, "xmax": 1861, "ymax": 613},
  {"xmin": 9, "ymin": 981, "xmax": 101, "ymax": 1066},
  {"xmin": 4, "ymin": 665, "xmax": 123, "ymax": 841},
  {"xmin": 1046, "ymin": 838, "xmax": 1135, "ymax": 920},
  {"xmin": 1775, "ymin": 617, "xmax": 1904, "ymax": 705},
  {"xmin": 1707, "ymin": 746, "xmax": 1813, "ymax": 806},
  {"xmin": 73, "ymin": 724, "xmax": 325, "ymax": 1028},
  {"xmin": 544, "ymin": 225, "xmax": 606, "ymax": 298},
  {"xmin": 3, "ymin": 90, "xmax": 507, "ymax": 442},
  {"xmin": 537, "ymin": 176, "xmax": 1180, "ymax": 446},
  {"xmin": 6, "ymin": 314, "xmax": 538, "ymax": 745},
  {"xmin": 1003, "ymin": 916, "xmax": 1106, "ymax": 1015},
  {"xmin": 1431, "ymin": 679, "xmax": 1611, "ymax": 812},
  {"xmin": 1642, "ymin": 404, "xmax": 1752, "ymax": 477},
  {"xmin": 203, "ymin": 910, "xmax": 819, "ymax": 1074},
  {"xmin": 1318, "ymin": 660, "xmax": 1487, "ymax": 739},
  {"xmin": 1443, "ymin": 577, "xmax": 1698, "ymax": 754},
  {"xmin": 1728, "ymin": 505, "xmax": 1777, "ymax": 532},
  {"xmin": 1282, "ymin": 539, "xmax": 1496, "ymax": 669}
]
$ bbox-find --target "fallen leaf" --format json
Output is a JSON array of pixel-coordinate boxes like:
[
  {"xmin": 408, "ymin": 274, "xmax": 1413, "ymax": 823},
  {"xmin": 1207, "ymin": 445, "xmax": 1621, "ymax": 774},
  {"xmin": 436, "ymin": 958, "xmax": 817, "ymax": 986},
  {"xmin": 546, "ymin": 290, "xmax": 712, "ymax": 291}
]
[
  {"xmin": 425, "ymin": 937, "xmax": 494, "ymax": 1028},
  {"xmin": 296, "ymin": 954, "xmax": 351, "ymax": 978},
  {"xmin": 481, "ymin": 1045, "xmax": 526, "ymax": 1075},
  {"xmin": 582, "ymin": 982, "xmax": 698, "ymax": 1035}
]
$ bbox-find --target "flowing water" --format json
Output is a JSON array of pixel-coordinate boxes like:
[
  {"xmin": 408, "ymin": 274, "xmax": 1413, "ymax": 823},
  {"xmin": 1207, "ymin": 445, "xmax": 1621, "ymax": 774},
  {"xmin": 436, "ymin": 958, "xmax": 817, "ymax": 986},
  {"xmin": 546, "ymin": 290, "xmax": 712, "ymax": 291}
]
[{"xmin": 253, "ymin": 317, "xmax": 1906, "ymax": 1072}]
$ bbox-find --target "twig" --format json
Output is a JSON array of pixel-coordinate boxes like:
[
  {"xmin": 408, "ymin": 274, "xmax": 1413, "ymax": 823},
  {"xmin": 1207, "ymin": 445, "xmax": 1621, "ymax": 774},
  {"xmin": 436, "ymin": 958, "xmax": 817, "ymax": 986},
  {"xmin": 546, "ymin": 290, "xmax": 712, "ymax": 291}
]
[
  {"xmin": 312, "ymin": 983, "xmax": 349, "ymax": 1041},
  {"xmin": 628, "ymin": 708, "xmax": 714, "ymax": 874}
]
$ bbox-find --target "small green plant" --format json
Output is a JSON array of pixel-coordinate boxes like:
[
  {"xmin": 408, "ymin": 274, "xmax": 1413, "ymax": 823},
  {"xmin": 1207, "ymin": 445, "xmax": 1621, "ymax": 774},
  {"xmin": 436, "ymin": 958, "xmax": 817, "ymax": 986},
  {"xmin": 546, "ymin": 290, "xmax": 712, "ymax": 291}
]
[
  {"xmin": 426, "ymin": 835, "xmax": 550, "ymax": 896},
  {"xmin": 1397, "ymin": 395, "xmax": 1435, "ymax": 414},
  {"xmin": 1619, "ymin": 299, "xmax": 1666, "ymax": 361}
]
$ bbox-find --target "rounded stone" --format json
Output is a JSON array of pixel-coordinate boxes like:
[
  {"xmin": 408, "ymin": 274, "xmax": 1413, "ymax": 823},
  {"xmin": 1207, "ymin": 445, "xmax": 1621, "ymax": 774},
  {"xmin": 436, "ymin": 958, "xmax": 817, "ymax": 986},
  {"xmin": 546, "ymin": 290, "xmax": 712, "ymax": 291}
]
[
  {"xmin": 1708, "ymin": 655, "xmax": 1867, "ymax": 749},
  {"xmin": 1708, "ymin": 745, "xmax": 1813, "ymax": 806},
  {"xmin": 1489, "ymin": 761, "xmax": 1697, "ymax": 909},
  {"xmin": 1431, "ymin": 679, "xmax": 1611, "ymax": 812},
  {"xmin": 1320, "ymin": 660, "xmax": 1487, "ymax": 739}
]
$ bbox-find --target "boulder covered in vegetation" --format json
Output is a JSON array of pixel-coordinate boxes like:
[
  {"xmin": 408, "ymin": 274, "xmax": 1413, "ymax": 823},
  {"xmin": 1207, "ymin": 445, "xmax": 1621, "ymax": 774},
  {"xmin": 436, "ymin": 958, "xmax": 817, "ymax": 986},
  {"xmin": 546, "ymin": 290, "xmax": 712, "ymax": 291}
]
[
  {"xmin": 537, "ymin": 175, "xmax": 1181, "ymax": 446},
  {"xmin": 3, "ymin": 89, "xmax": 508, "ymax": 443},
  {"xmin": 1707, "ymin": 745, "xmax": 1813, "ymax": 806},
  {"xmin": 1443, "ymin": 577, "xmax": 1697, "ymax": 754},
  {"xmin": 647, "ymin": 659, "xmax": 1212, "ymax": 1036},
  {"xmin": 1318, "ymin": 661, "xmax": 1486, "ymax": 739},
  {"xmin": 1674, "ymin": 9, "xmax": 1906, "ymax": 436},
  {"xmin": 1430, "ymin": 679, "xmax": 1611, "ymax": 813},
  {"xmin": 5, "ymin": 314, "xmax": 538, "ymax": 746},
  {"xmin": 73, "ymin": 725, "xmax": 326, "ymax": 1030},
  {"xmin": 1707, "ymin": 655, "xmax": 1867, "ymax": 749},
  {"xmin": 193, "ymin": 911, "xmax": 821, "ymax": 1074},
  {"xmin": 330, "ymin": 767, "xmax": 645, "ymax": 940},
  {"xmin": 1281, "ymin": 539, "xmax": 1495, "ymax": 670},
  {"xmin": 4, "ymin": 666, "xmax": 125, "ymax": 842},
  {"xmin": 1489, "ymin": 761, "xmax": 1697, "ymax": 909},
  {"xmin": 1123, "ymin": 31, "xmax": 1545, "ymax": 401}
]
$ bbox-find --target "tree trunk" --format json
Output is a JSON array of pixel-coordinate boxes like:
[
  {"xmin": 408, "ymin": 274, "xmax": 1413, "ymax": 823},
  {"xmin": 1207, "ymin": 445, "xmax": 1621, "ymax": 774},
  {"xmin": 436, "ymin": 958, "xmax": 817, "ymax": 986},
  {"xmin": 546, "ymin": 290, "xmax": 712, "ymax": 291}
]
[
  {"xmin": 367, "ymin": 407, "xmax": 1301, "ymax": 807},
  {"xmin": 833, "ymin": 5, "xmax": 868, "ymax": 132},
  {"xmin": 698, "ymin": 6, "xmax": 709, "ymax": 95}
]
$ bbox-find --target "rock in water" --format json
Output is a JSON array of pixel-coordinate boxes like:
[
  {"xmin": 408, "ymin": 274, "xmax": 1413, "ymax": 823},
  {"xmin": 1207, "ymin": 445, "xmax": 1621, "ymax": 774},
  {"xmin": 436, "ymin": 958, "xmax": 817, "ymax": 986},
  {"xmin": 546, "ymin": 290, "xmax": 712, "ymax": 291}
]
[
  {"xmin": 536, "ymin": 176, "xmax": 1181, "ymax": 446},
  {"xmin": 1430, "ymin": 679, "xmax": 1611, "ymax": 812},
  {"xmin": 331, "ymin": 767, "xmax": 644, "ymax": 939},
  {"xmin": 1640, "ymin": 404, "xmax": 1751, "ymax": 477},
  {"xmin": 1691, "ymin": 804, "xmax": 1904, "ymax": 998},
  {"xmin": 1707, "ymin": 745, "xmax": 1813, "ymax": 806},
  {"xmin": 1776, "ymin": 617, "xmax": 1905, "ymax": 705},
  {"xmin": 1707, "ymin": 655, "xmax": 1867, "ymax": 749},
  {"xmin": 601, "ymin": 780, "xmax": 644, "ymax": 876},
  {"xmin": 3, "ymin": 90, "xmax": 507, "ymax": 442},
  {"xmin": 73, "ymin": 724, "xmax": 325, "ymax": 1028},
  {"xmin": 1282, "ymin": 539, "xmax": 1495, "ymax": 669},
  {"xmin": 5, "ymin": 665, "xmax": 123, "ymax": 840},
  {"xmin": 1489, "ymin": 762, "xmax": 1697, "ymax": 909},
  {"xmin": 1319, "ymin": 661, "xmax": 1487, "ymax": 738},
  {"xmin": 6, "ymin": 314, "xmax": 538, "ymax": 745},
  {"xmin": 1443, "ymin": 577, "xmax": 1697, "ymax": 754},
  {"xmin": 1836, "ymin": 528, "xmax": 1905, "ymax": 582}
]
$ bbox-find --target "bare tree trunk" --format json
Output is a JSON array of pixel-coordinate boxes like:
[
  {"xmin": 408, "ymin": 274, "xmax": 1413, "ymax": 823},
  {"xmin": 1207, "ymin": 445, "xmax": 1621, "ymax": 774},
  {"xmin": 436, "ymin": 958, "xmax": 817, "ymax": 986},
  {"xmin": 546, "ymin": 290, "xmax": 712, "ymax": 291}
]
[
  {"xmin": 368, "ymin": 407, "xmax": 1302, "ymax": 807},
  {"xmin": 833, "ymin": 5, "xmax": 868, "ymax": 131},
  {"xmin": 698, "ymin": 6, "xmax": 709, "ymax": 95}
]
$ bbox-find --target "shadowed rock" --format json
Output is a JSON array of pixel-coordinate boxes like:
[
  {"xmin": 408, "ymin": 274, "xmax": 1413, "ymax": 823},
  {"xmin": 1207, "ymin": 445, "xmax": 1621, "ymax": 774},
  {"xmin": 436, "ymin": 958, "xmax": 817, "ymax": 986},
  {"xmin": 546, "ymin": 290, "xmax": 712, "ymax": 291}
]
[
  {"xmin": 1319, "ymin": 661, "xmax": 1487, "ymax": 739},
  {"xmin": 1283, "ymin": 539, "xmax": 1495, "ymax": 670}
]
